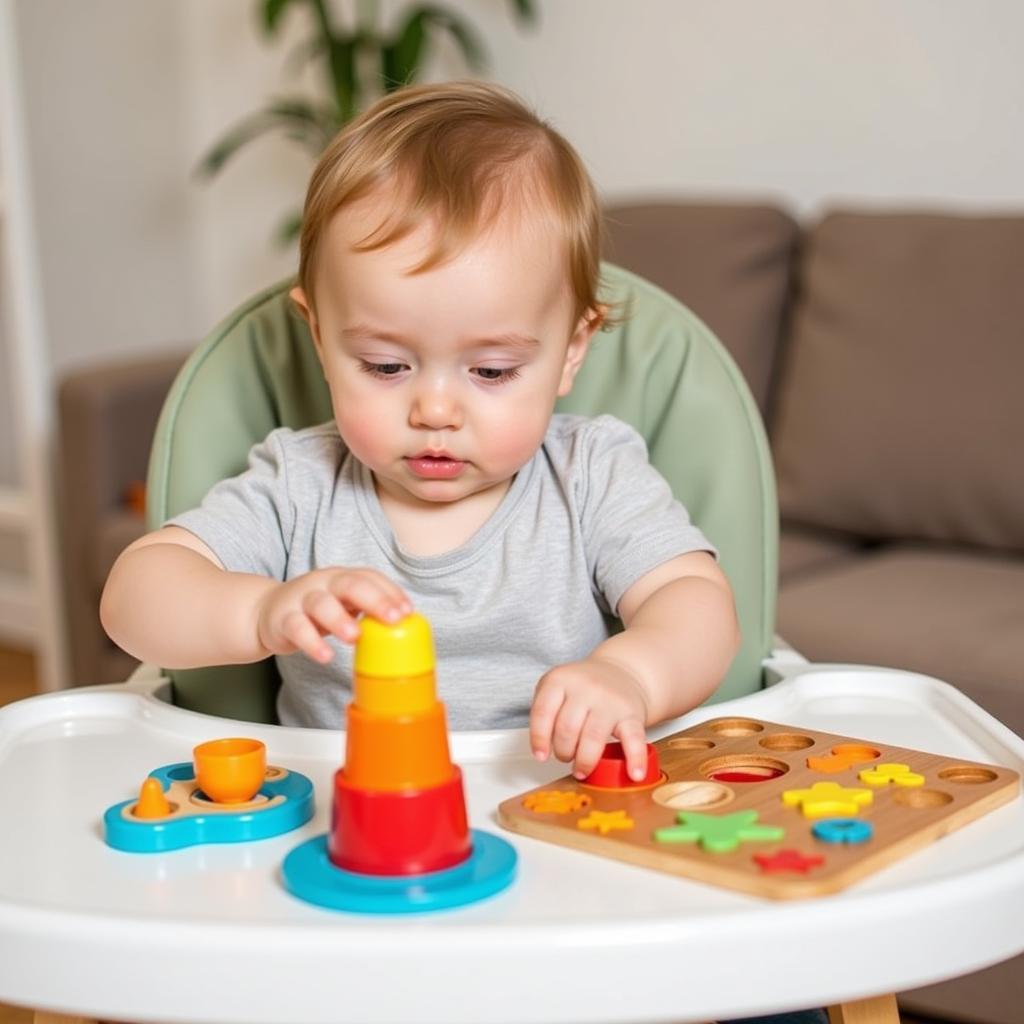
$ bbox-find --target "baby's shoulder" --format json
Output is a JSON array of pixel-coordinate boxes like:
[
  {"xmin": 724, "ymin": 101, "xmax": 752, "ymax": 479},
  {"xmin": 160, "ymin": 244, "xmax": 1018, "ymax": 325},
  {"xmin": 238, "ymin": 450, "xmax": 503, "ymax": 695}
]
[
  {"xmin": 544, "ymin": 413, "xmax": 647, "ymax": 469},
  {"xmin": 254, "ymin": 422, "xmax": 349, "ymax": 486}
]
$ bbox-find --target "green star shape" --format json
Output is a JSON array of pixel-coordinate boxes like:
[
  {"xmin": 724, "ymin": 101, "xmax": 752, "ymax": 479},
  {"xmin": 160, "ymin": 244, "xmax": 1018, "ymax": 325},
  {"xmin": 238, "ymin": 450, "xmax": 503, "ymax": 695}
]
[{"xmin": 654, "ymin": 810, "xmax": 785, "ymax": 853}]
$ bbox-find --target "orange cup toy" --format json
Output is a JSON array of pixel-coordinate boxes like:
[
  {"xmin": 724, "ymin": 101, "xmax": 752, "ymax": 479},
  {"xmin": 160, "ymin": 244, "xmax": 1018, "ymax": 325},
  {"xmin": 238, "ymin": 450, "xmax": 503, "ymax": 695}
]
[{"xmin": 193, "ymin": 737, "xmax": 266, "ymax": 804}]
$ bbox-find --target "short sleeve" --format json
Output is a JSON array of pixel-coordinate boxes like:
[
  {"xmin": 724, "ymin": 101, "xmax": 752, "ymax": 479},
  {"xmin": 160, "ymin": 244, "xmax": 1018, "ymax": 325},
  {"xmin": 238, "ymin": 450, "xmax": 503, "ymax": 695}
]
[
  {"xmin": 167, "ymin": 430, "xmax": 293, "ymax": 580},
  {"xmin": 577, "ymin": 416, "xmax": 717, "ymax": 614}
]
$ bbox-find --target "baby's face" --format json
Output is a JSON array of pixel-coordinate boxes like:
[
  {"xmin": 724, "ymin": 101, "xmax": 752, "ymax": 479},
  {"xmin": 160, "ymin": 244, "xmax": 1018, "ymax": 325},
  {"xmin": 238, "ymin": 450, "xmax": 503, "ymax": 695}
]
[{"xmin": 293, "ymin": 188, "xmax": 599, "ymax": 511}]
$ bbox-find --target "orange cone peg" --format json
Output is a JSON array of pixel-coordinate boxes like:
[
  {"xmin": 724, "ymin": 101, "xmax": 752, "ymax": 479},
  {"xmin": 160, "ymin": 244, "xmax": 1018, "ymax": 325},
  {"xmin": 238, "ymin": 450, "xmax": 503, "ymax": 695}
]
[{"xmin": 133, "ymin": 777, "xmax": 172, "ymax": 819}]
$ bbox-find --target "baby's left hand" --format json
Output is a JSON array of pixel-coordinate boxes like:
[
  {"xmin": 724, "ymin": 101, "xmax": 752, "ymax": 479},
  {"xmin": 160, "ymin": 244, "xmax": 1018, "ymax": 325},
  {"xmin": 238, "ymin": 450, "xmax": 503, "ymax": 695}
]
[{"xmin": 530, "ymin": 657, "xmax": 650, "ymax": 781}]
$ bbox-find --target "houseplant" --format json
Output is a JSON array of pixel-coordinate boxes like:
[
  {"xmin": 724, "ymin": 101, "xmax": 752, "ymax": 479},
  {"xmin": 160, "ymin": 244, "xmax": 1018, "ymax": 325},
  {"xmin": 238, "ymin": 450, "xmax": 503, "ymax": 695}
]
[{"xmin": 198, "ymin": 0, "xmax": 538, "ymax": 242}]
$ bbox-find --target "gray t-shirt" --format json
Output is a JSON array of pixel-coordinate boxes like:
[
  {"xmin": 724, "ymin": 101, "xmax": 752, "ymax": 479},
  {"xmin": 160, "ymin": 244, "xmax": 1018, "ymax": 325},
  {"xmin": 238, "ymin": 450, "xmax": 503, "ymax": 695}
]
[{"xmin": 169, "ymin": 413, "xmax": 715, "ymax": 730}]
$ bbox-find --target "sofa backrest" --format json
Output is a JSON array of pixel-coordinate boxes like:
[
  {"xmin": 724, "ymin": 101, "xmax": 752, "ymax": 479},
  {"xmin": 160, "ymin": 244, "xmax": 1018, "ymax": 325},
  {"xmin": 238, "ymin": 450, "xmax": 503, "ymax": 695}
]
[
  {"xmin": 604, "ymin": 202, "xmax": 799, "ymax": 415},
  {"xmin": 771, "ymin": 211, "xmax": 1024, "ymax": 553}
]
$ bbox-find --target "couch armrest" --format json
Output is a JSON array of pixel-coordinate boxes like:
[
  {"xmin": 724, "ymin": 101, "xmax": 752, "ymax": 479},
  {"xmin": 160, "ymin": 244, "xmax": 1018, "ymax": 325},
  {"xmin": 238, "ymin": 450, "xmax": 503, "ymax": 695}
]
[{"xmin": 57, "ymin": 350, "xmax": 189, "ymax": 684}]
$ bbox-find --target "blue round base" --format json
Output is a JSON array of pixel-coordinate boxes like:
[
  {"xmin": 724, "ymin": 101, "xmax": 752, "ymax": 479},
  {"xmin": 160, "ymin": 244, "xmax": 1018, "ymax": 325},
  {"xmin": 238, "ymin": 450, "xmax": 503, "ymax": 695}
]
[{"xmin": 282, "ymin": 829, "xmax": 517, "ymax": 914}]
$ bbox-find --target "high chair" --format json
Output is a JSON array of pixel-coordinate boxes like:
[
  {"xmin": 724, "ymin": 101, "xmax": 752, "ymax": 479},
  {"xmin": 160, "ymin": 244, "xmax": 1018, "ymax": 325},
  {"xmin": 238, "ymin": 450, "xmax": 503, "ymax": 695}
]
[
  {"xmin": 6, "ymin": 264, "xmax": 1024, "ymax": 1024},
  {"xmin": 146, "ymin": 262, "xmax": 778, "ymax": 722}
]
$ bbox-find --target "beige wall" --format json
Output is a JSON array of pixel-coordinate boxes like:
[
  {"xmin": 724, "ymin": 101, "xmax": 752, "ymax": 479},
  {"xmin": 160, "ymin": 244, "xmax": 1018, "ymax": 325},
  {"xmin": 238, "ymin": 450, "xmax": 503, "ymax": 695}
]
[{"xmin": 13, "ymin": 0, "xmax": 1024, "ymax": 372}]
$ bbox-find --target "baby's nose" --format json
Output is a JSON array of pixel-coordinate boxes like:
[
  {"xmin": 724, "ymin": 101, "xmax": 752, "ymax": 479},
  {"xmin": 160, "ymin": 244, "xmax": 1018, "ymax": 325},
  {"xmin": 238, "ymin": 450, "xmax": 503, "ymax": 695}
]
[{"xmin": 410, "ymin": 384, "xmax": 462, "ymax": 430}]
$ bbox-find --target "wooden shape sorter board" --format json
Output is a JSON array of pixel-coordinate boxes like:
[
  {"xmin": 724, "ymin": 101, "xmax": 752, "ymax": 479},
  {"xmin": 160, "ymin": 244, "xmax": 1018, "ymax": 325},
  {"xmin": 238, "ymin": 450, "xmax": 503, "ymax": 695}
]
[{"xmin": 497, "ymin": 716, "xmax": 1021, "ymax": 899}]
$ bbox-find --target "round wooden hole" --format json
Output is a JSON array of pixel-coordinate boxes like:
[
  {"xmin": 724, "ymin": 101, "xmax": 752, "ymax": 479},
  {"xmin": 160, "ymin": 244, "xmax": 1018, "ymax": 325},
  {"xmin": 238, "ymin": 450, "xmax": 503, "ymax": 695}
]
[
  {"xmin": 708, "ymin": 718, "xmax": 765, "ymax": 737},
  {"xmin": 759, "ymin": 733, "xmax": 815, "ymax": 752},
  {"xmin": 653, "ymin": 780, "xmax": 734, "ymax": 810},
  {"xmin": 698, "ymin": 755, "xmax": 789, "ymax": 783},
  {"xmin": 937, "ymin": 765, "xmax": 998, "ymax": 785},
  {"xmin": 894, "ymin": 788, "xmax": 954, "ymax": 809},
  {"xmin": 666, "ymin": 737, "xmax": 716, "ymax": 751}
]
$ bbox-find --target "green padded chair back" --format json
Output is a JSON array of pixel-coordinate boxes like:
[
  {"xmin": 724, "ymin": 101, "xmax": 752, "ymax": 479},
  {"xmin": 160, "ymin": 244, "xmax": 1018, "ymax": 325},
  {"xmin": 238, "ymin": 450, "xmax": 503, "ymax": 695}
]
[{"xmin": 147, "ymin": 264, "xmax": 777, "ymax": 723}]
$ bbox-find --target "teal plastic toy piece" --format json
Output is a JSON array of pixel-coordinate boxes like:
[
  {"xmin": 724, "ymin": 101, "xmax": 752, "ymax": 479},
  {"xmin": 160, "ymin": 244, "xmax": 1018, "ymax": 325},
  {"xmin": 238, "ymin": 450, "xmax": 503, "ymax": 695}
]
[
  {"xmin": 103, "ymin": 761, "xmax": 315, "ymax": 853},
  {"xmin": 282, "ymin": 830, "xmax": 517, "ymax": 914},
  {"xmin": 812, "ymin": 818, "xmax": 874, "ymax": 845}
]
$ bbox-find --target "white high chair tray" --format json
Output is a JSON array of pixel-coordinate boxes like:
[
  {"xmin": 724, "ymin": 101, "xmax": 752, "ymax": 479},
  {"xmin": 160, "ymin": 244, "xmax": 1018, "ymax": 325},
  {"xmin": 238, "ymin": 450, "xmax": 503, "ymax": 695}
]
[{"xmin": 0, "ymin": 664, "xmax": 1022, "ymax": 1024}]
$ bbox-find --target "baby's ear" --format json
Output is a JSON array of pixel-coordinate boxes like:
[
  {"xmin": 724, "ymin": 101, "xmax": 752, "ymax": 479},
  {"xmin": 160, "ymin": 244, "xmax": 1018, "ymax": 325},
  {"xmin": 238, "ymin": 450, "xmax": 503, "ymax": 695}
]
[
  {"xmin": 289, "ymin": 286, "xmax": 323, "ymax": 353},
  {"xmin": 556, "ymin": 308, "xmax": 602, "ymax": 397}
]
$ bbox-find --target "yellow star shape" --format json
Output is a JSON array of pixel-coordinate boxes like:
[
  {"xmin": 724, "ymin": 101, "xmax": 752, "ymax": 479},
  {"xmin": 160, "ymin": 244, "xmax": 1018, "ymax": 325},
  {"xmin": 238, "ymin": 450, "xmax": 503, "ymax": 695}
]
[
  {"xmin": 522, "ymin": 790, "xmax": 592, "ymax": 814},
  {"xmin": 859, "ymin": 763, "xmax": 925, "ymax": 788},
  {"xmin": 782, "ymin": 780, "xmax": 873, "ymax": 819},
  {"xmin": 577, "ymin": 809, "xmax": 635, "ymax": 835}
]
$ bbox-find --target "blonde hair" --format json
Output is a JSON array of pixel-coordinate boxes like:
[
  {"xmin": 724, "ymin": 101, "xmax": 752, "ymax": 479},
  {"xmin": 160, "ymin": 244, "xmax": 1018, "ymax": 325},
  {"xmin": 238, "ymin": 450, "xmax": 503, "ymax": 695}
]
[{"xmin": 297, "ymin": 80, "xmax": 614, "ymax": 331}]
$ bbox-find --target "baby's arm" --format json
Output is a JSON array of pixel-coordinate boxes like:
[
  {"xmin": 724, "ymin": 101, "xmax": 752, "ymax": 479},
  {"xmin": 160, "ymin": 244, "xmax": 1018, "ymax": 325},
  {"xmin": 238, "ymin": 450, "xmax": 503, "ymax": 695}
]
[
  {"xmin": 530, "ymin": 551, "xmax": 740, "ymax": 781},
  {"xmin": 100, "ymin": 526, "xmax": 411, "ymax": 667}
]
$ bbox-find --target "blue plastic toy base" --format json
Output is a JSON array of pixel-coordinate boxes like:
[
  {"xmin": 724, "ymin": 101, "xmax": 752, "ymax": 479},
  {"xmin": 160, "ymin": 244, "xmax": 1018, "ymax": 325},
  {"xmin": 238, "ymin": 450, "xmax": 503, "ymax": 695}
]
[
  {"xmin": 282, "ymin": 829, "xmax": 518, "ymax": 914},
  {"xmin": 103, "ymin": 762, "xmax": 315, "ymax": 852}
]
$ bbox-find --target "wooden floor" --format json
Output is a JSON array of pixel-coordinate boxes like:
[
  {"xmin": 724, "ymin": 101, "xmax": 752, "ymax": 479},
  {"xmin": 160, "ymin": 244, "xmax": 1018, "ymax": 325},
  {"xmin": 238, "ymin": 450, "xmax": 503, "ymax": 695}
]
[
  {"xmin": 0, "ymin": 645, "xmax": 38, "ymax": 707},
  {"xmin": 0, "ymin": 645, "xmax": 959, "ymax": 1024}
]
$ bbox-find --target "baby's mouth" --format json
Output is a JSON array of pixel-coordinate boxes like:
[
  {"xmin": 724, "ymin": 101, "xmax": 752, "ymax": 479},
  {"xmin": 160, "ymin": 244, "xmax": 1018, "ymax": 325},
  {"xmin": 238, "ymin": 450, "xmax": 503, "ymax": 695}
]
[{"xmin": 405, "ymin": 452, "xmax": 467, "ymax": 480}]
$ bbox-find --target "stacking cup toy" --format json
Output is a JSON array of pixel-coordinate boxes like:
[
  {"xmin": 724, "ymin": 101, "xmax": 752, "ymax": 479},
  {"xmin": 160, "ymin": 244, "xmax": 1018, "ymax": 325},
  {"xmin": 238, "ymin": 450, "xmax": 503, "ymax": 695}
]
[
  {"xmin": 583, "ymin": 741, "xmax": 662, "ymax": 789},
  {"xmin": 193, "ymin": 737, "xmax": 266, "ymax": 804},
  {"xmin": 329, "ymin": 613, "xmax": 472, "ymax": 875}
]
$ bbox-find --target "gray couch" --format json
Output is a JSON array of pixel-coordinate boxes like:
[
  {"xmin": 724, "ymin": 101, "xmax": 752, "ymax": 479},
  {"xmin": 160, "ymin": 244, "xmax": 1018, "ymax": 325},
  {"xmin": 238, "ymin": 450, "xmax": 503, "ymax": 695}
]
[{"xmin": 58, "ymin": 202, "xmax": 1024, "ymax": 1024}]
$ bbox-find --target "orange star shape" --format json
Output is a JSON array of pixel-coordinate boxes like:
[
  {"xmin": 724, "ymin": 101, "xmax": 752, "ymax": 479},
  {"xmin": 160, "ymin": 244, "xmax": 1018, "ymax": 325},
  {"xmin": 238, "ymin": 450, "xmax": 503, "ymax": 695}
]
[{"xmin": 523, "ymin": 790, "xmax": 592, "ymax": 814}]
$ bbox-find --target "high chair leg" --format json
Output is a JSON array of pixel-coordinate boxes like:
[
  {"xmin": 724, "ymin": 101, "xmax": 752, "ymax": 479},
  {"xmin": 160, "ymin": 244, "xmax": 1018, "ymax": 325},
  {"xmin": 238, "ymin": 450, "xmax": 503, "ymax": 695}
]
[
  {"xmin": 828, "ymin": 994, "xmax": 900, "ymax": 1024},
  {"xmin": 32, "ymin": 1013, "xmax": 99, "ymax": 1024}
]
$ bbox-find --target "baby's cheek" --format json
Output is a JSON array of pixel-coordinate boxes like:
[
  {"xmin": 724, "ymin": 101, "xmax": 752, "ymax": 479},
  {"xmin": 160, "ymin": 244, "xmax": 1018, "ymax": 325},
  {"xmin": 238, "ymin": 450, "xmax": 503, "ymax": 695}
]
[
  {"xmin": 484, "ymin": 409, "xmax": 550, "ymax": 468},
  {"xmin": 335, "ymin": 409, "xmax": 383, "ymax": 467}
]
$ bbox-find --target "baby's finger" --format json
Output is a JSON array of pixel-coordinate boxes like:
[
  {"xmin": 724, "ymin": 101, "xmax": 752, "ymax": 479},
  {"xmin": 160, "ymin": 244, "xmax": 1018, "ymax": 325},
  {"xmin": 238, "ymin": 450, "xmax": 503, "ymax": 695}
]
[
  {"xmin": 282, "ymin": 611, "xmax": 333, "ymax": 663},
  {"xmin": 529, "ymin": 681, "xmax": 565, "ymax": 761},
  {"xmin": 303, "ymin": 591, "xmax": 359, "ymax": 643},
  {"xmin": 615, "ymin": 718, "xmax": 650, "ymax": 781},
  {"xmin": 330, "ymin": 573, "xmax": 406, "ymax": 624},
  {"xmin": 573, "ymin": 713, "xmax": 612, "ymax": 780},
  {"xmin": 552, "ymin": 698, "xmax": 588, "ymax": 766}
]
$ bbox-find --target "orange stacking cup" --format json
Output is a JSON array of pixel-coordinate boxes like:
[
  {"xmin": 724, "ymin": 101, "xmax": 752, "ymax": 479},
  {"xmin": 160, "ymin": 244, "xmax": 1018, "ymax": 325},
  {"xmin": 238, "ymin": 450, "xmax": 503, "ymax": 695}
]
[{"xmin": 328, "ymin": 613, "xmax": 473, "ymax": 876}]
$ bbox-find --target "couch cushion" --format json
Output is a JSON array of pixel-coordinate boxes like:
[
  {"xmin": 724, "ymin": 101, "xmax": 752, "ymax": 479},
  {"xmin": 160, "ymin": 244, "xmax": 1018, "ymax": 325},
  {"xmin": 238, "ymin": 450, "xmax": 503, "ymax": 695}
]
[
  {"xmin": 779, "ymin": 525, "xmax": 863, "ymax": 582},
  {"xmin": 604, "ymin": 203, "xmax": 798, "ymax": 413},
  {"xmin": 772, "ymin": 211, "xmax": 1024, "ymax": 552},
  {"xmin": 777, "ymin": 545, "xmax": 1024, "ymax": 735}
]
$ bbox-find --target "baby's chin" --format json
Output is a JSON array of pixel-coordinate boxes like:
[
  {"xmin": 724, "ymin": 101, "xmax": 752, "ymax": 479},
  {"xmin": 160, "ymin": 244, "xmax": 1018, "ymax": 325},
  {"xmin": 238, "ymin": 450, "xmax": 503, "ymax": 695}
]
[{"xmin": 385, "ymin": 468, "xmax": 514, "ymax": 507}]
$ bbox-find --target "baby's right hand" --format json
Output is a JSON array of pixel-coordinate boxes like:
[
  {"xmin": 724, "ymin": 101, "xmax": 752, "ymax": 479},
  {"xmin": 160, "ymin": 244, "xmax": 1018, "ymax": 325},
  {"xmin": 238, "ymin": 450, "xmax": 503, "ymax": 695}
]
[{"xmin": 255, "ymin": 568, "xmax": 412, "ymax": 664}]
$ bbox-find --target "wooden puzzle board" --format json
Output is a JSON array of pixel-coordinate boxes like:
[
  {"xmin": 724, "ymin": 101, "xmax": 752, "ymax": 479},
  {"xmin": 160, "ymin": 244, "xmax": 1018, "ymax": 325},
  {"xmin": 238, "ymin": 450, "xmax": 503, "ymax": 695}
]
[{"xmin": 498, "ymin": 716, "xmax": 1021, "ymax": 899}]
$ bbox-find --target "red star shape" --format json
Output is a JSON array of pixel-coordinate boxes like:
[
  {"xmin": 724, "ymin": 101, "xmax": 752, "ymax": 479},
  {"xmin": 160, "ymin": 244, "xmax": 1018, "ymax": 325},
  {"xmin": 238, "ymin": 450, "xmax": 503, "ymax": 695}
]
[{"xmin": 753, "ymin": 848, "xmax": 825, "ymax": 874}]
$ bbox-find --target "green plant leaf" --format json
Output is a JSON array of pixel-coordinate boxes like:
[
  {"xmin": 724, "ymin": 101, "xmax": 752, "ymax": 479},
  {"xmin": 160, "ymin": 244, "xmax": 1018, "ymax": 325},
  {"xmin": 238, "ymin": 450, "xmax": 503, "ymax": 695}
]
[
  {"xmin": 509, "ymin": 0, "xmax": 538, "ymax": 26},
  {"xmin": 328, "ymin": 36, "xmax": 359, "ymax": 122},
  {"xmin": 382, "ymin": 9, "xmax": 427, "ymax": 90},
  {"xmin": 275, "ymin": 208, "xmax": 304, "ymax": 247},
  {"xmin": 262, "ymin": 0, "xmax": 295, "ymax": 35},
  {"xmin": 195, "ymin": 97, "xmax": 337, "ymax": 178},
  {"xmin": 409, "ymin": 5, "xmax": 487, "ymax": 71}
]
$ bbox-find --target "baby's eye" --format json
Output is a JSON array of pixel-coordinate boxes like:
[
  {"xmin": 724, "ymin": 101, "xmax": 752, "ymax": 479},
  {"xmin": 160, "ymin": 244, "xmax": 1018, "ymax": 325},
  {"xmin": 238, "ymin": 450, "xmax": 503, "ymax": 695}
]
[
  {"xmin": 359, "ymin": 361, "xmax": 407, "ymax": 378},
  {"xmin": 472, "ymin": 366, "xmax": 522, "ymax": 385}
]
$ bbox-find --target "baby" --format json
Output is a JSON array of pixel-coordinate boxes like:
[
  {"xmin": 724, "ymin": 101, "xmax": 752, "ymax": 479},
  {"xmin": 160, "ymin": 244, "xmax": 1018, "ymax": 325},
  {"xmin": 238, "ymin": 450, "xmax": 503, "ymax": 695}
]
[{"xmin": 101, "ymin": 80, "xmax": 740, "ymax": 783}]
